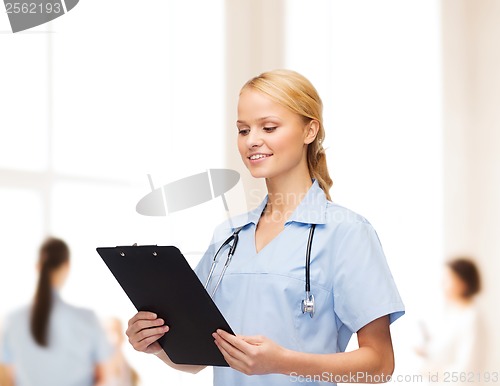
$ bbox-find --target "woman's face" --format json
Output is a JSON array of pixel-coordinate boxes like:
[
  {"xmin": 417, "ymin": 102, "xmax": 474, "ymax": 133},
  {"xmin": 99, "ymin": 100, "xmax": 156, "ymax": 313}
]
[
  {"xmin": 443, "ymin": 267, "xmax": 467, "ymax": 301},
  {"xmin": 237, "ymin": 88, "xmax": 316, "ymax": 180}
]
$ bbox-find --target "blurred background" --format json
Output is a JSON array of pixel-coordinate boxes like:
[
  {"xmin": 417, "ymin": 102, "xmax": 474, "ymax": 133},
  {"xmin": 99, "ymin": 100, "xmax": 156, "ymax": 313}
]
[{"xmin": 0, "ymin": 0, "xmax": 499, "ymax": 385}]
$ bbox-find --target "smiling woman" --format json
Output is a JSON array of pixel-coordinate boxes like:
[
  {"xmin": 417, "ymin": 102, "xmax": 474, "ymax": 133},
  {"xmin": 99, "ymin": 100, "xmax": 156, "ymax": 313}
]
[
  {"xmin": 125, "ymin": 69, "xmax": 405, "ymax": 386},
  {"xmin": 237, "ymin": 70, "xmax": 332, "ymax": 201}
]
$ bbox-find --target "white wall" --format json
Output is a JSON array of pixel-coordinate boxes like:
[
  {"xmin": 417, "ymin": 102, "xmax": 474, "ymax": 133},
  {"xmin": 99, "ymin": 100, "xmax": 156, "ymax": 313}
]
[
  {"xmin": 224, "ymin": 0, "xmax": 285, "ymax": 208},
  {"xmin": 442, "ymin": 0, "xmax": 500, "ymax": 373},
  {"xmin": 0, "ymin": 2, "xmax": 226, "ymax": 385}
]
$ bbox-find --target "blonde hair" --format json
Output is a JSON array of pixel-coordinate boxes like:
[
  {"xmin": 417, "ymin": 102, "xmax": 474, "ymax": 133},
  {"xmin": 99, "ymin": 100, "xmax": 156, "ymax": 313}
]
[{"xmin": 241, "ymin": 69, "xmax": 333, "ymax": 200}]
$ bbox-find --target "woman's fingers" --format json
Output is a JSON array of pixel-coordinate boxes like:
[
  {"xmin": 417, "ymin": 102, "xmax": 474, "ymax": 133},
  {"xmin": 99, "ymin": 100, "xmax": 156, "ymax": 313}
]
[
  {"xmin": 135, "ymin": 333, "xmax": 166, "ymax": 353},
  {"xmin": 135, "ymin": 325, "xmax": 169, "ymax": 342},
  {"xmin": 128, "ymin": 311, "xmax": 157, "ymax": 326},
  {"xmin": 213, "ymin": 330, "xmax": 255, "ymax": 365},
  {"xmin": 126, "ymin": 311, "xmax": 169, "ymax": 354},
  {"xmin": 215, "ymin": 340, "xmax": 237, "ymax": 363},
  {"xmin": 215, "ymin": 330, "xmax": 253, "ymax": 353},
  {"xmin": 214, "ymin": 338, "xmax": 249, "ymax": 372},
  {"xmin": 128, "ymin": 325, "xmax": 168, "ymax": 352},
  {"xmin": 239, "ymin": 335, "xmax": 264, "ymax": 345},
  {"xmin": 128, "ymin": 323, "xmax": 169, "ymax": 342},
  {"xmin": 127, "ymin": 317, "xmax": 165, "ymax": 336},
  {"xmin": 213, "ymin": 334, "xmax": 245, "ymax": 360},
  {"xmin": 213, "ymin": 332, "xmax": 283, "ymax": 375}
]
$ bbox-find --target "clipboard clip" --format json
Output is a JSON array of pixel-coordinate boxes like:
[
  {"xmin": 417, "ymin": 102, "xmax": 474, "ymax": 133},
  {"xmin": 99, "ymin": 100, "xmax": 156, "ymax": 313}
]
[
  {"xmin": 115, "ymin": 244, "xmax": 159, "ymax": 257},
  {"xmin": 115, "ymin": 243, "xmax": 158, "ymax": 248}
]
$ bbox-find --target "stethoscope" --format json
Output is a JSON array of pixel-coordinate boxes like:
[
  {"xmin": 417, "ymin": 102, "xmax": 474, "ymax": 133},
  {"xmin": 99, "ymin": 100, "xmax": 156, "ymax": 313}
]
[{"xmin": 204, "ymin": 224, "xmax": 317, "ymax": 318}]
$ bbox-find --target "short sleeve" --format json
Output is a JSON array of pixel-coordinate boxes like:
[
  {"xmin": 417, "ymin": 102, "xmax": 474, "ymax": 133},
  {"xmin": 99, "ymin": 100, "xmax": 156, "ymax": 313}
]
[{"xmin": 333, "ymin": 221, "xmax": 405, "ymax": 336}]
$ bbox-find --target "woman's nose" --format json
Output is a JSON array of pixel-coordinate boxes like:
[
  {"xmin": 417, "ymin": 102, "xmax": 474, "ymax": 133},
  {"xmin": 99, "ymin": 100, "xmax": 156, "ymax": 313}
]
[{"xmin": 246, "ymin": 128, "xmax": 263, "ymax": 148}]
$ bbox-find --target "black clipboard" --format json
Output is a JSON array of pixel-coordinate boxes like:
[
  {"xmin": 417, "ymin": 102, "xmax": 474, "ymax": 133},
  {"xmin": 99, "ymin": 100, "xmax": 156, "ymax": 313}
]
[{"xmin": 96, "ymin": 245, "xmax": 233, "ymax": 367}]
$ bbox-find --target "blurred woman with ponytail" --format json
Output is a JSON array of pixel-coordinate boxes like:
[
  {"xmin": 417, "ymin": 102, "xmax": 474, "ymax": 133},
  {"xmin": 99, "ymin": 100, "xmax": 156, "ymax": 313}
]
[
  {"xmin": 0, "ymin": 237, "xmax": 111, "ymax": 386},
  {"xmin": 126, "ymin": 70, "xmax": 405, "ymax": 385}
]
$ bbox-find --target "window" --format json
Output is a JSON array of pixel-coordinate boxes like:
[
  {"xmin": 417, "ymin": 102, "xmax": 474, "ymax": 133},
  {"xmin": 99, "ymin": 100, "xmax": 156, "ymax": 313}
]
[
  {"xmin": 1, "ymin": 1, "xmax": 224, "ymax": 384},
  {"xmin": 286, "ymin": 0, "xmax": 444, "ymax": 368}
]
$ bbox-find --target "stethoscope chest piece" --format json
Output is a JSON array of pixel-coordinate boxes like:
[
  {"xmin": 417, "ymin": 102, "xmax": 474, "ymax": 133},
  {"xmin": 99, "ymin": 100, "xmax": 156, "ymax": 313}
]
[{"xmin": 302, "ymin": 291, "xmax": 315, "ymax": 318}]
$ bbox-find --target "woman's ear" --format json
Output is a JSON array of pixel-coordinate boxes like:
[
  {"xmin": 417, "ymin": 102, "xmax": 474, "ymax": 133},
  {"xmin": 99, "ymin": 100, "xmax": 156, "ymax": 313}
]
[{"xmin": 304, "ymin": 120, "xmax": 320, "ymax": 145}]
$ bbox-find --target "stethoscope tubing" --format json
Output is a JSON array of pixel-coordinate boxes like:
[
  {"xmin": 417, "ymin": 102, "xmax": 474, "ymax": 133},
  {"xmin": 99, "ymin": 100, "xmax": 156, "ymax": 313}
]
[
  {"xmin": 204, "ymin": 224, "xmax": 316, "ymax": 316},
  {"xmin": 305, "ymin": 224, "xmax": 316, "ymax": 293},
  {"xmin": 204, "ymin": 227, "xmax": 242, "ymax": 297}
]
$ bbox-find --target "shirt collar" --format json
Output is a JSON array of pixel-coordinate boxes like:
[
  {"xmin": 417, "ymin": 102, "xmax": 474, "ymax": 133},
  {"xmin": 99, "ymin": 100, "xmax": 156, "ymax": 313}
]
[{"xmin": 229, "ymin": 179, "xmax": 328, "ymax": 230}]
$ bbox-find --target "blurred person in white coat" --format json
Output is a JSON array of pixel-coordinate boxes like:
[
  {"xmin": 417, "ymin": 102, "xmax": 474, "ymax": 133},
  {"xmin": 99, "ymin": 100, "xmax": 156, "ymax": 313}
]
[
  {"xmin": 416, "ymin": 258, "xmax": 483, "ymax": 385},
  {"xmin": 0, "ymin": 237, "xmax": 112, "ymax": 386}
]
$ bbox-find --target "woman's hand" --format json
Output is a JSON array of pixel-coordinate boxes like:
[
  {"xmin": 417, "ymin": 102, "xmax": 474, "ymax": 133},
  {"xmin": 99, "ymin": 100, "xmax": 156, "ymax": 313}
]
[
  {"xmin": 126, "ymin": 311, "xmax": 169, "ymax": 355},
  {"xmin": 212, "ymin": 330, "xmax": 288, "ymax": 375},
  {"xmin": 126, "ymin": 311, "xmax": 206, "ymax": 374}
]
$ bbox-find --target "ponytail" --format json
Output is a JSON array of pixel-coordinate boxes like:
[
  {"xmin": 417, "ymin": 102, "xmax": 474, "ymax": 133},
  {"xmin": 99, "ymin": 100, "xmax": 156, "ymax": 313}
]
[
  {"xmin": 31, "ymin": 238, "xmax": 69, "ymax": 347},
  {"xmin": 308, "ymin": 146, "xmax": 333, "ymax": 201}
]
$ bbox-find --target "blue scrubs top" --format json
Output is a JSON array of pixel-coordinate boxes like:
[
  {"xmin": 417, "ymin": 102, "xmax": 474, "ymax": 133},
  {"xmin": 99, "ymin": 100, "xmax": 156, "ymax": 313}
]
[
  {"xmin": 0, "ymin": 292, "xmax": 112, "ymax": 386},
  {"xmin": 195, "ymin": 179, "xmax": 405, "ymax": 386}
]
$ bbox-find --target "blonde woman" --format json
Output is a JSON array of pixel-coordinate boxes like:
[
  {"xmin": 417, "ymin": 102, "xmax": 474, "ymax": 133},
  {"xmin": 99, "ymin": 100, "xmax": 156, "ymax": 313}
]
[{"xmin": 126, "ymin": 69, "xmax": 405, "ymax": 385}]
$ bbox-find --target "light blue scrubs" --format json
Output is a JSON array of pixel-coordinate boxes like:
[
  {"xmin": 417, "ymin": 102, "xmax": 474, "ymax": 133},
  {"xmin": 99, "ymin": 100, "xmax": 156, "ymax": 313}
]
[
  {"xmin": 0, "ymin": 292, "xmax": 112, "ymax": 386},
  {"xmin": 195, "ymin": 179, "xmax": 405, "ymax": 386}
]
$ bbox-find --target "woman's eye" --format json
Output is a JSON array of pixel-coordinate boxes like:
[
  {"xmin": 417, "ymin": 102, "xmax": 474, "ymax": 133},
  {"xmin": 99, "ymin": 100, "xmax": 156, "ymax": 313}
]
[
  {"xmin": 263, "ymin": 127, "xmax": 277, "ymax": 132},
  {"xmin": 238, "ymin": 129, "xmax": 250, "ymax": 136}
]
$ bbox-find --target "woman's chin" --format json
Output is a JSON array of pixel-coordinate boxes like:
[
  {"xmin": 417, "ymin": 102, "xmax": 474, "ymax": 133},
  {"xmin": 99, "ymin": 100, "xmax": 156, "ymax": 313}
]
[
  {"xmin": 246, "ymin": 167, "xmax": 273, "ymax": 179},
  {"xmin": 249, "ymin": 170, "xmax": 267, "ymax": 178}
]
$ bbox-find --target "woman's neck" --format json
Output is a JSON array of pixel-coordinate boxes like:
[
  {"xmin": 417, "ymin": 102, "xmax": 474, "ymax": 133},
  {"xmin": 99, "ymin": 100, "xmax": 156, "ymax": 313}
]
[
  {"xmin": 447, "ymin": 294, "xmax": 474, "ymax": 309},
  {"xmin": 263, "ymin": 168, "xmax": 313, "ymax": 221}
]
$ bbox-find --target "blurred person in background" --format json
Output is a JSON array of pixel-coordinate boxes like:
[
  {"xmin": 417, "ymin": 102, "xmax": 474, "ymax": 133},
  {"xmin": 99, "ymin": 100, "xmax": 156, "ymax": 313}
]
[
  {"xmin": 103, "ymin": 317, "xmax": 139, "ymax": 386},
  {"xmin": 0, "ymin": 237, "xmax": 112, "ymax": 386},
  {"xmin": 415, "ymin": 257, "xmax": 483, "ymax": 384}
]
